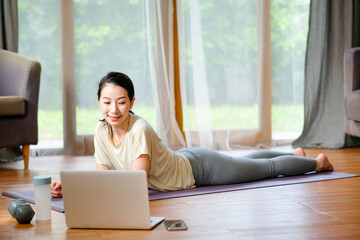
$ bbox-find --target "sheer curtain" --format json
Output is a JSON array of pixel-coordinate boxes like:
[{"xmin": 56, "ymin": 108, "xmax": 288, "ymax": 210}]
[
  {"xmin": 177, "ymin": 0, "xmax": 263, "ymax": 149},
  {"xmin": 178, "ymin": 0, "xmax": 214, "ymax": 149},
  {"xmin": 146, "ymin": 0, "xmax": 186, "ymax": 149}
]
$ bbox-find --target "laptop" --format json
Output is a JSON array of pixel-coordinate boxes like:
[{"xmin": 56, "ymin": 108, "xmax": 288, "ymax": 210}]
[{"xmin": 60, "ymin": 170, "xmax": 165, "ymax": 229}]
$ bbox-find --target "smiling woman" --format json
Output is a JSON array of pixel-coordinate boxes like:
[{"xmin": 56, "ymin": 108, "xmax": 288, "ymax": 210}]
[
  {"xmin": 51, "ymin": 71, "xmax": 333, "ymax": 198},
  {"xmin": 97, "ymin": 72, "xmax": 136, "ymax": 145}
]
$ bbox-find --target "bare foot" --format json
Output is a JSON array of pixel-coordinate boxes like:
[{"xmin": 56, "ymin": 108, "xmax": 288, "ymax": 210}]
[
  {"xmin": 315, "ymin": 153, "xmax": 334, "ymax": 172},
  {"xmin": 293, "ymin": 147, "xmax": 306, "ymax": 157}
]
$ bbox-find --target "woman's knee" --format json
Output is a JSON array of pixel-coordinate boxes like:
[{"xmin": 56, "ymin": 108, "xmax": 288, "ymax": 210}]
[{"xmin": 244, "ymin": 150, "xmax": 292, "ymax": 159}]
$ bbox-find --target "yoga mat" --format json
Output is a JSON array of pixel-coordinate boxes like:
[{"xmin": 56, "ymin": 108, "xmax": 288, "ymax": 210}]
[{"xmin": 2, "ymin": 171, "xmax": 357, "ymax": 213}]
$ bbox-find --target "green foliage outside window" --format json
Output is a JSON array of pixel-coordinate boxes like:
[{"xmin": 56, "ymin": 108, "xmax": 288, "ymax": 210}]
[{"xmin": 18, "ymin": 0, "xmax": 309, "ymax": 140}]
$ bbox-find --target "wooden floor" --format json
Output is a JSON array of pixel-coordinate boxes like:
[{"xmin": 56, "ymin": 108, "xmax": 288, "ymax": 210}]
[{"xmin": 0, "ymin": 146, "xmax": 360, "ymax": 239}]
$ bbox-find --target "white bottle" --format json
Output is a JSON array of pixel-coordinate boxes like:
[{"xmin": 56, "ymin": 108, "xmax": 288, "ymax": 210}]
[{"xmin": 33, "ymin": 175, "xmax": 52, "ymax": 221}]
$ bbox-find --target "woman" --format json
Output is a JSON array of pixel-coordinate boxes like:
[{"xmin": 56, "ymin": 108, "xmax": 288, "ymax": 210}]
[{"xmin": 51, "ymin": 72, "xmax": 333, "ymax": 197}]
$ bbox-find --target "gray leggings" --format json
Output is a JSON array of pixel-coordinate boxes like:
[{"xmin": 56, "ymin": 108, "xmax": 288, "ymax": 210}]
[{"xmin": 177, "ymin": 147, "xmax": 317, "ymax": 186}]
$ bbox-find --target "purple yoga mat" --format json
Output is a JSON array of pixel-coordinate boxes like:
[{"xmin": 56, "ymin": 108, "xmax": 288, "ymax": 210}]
[{"xmin": 2, "ymin": 171, "xmax": 357, "ymax": 213}]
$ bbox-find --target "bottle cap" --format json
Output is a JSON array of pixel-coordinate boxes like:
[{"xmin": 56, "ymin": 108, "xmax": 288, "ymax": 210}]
[{"xmin": 33, "ymin": 176, "xmax": 51, "ymax": 186}]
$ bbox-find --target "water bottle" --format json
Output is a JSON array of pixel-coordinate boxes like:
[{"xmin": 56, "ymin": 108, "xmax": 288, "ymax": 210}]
[{"xmin": 33, "ymin": 175, "xmax": 52, "ymax": 221}]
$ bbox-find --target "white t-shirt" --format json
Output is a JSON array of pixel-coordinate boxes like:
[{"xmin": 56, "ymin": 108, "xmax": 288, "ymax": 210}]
[{"xmin": 94, "ymin": 114, "xmax": 195, "ymax": 192}]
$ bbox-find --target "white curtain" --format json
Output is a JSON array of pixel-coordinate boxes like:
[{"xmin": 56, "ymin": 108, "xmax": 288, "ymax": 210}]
[
  {"xmin": 178, "ymin": 0, "xmax": 214, "ymax": 149},
  {"xmin": 177, "ymin": 0, "xmax": 311, "ymax": 150},
  {"xmin": 146, "ymin": 0, "xmax": 186, "ymax": 149},
  {"xmin": 177, "ymin": 0, "xmax": 261, "ymax": 149}
]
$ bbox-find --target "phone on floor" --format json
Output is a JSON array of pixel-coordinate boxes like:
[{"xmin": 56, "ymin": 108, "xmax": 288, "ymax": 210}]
[{"xmin": 164, "ymin": 220, "xmax": 188, "ymax": 231}]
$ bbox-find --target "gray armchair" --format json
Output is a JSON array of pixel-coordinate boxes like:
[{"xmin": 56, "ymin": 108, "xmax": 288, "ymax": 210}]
[
  {"xmin": 0, "ymin": 49, "xmax": 41, "ymax": 168},
  {"xmin": 344, "ymin": 47, "xmax": 360, "ymax": 137}
]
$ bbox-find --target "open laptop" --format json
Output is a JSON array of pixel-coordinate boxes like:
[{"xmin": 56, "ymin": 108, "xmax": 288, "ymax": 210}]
[{"xmin": 60, "ymin": 170, "xmax": 165, "ymax": 229}]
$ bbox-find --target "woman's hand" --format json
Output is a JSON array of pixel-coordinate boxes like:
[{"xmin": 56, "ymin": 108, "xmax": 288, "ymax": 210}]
[
  {"xmin": 132, "ymin": 154, "xmax": 150, "ymax": 178},
  {"xmin": 51, "ymin": 181, "xmax": 62, "ymax": 198},
  {"xmin": 50, "ymin": 164, "xmax": 108, "ymax": 198}
]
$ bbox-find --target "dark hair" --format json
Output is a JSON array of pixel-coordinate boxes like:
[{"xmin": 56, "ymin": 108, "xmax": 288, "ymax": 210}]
[
  {"xmin": 97, "ymin": 72, "xmax": 135, "ymax": 101},
  {"xmin": 98, "ymin": 72, "xmax": 135, "ymax": 114}
]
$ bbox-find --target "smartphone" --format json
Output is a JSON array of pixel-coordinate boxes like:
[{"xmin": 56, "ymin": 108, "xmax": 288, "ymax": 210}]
[{"xmin": 164, "ymin": 220, "xmax": 188, "ymax": 231}]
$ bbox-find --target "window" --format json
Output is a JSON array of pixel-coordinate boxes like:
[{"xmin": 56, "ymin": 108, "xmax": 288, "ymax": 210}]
[
  {"xmin": 18, "ymin": 0, "xmax": 63, "ymax": 150},
  {"xmin": 178, "ymin": 0, "xmax": 259, "ymax": 148},
  {"xmin": 271, "ymin": 0, "xmax": 310, "ymax": 140},
  {"xmin": 73, "ymin": 0, "xmax": 156, "ymax": 136},
  {"xmin": 17, "ymin": 0, "xmax": 310, "ymax": 153}
]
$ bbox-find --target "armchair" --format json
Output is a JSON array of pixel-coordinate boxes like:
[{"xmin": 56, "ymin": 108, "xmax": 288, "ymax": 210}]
[
  {"xmin": 0, "ymin": 49, "xmax": 41, "ymax": 168},
  {"xmin": 344, "ymin": 47, "xmax": 360, "ymax": 137}
]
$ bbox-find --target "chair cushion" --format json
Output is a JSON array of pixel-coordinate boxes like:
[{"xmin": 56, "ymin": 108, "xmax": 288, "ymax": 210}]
[
  {"xmin": 345, "ymin": 89, "xmax": 360, "ymax": 122},
  {"xmin": 0, "ymin": 96, "xmax": 25, "ymax": 116}
]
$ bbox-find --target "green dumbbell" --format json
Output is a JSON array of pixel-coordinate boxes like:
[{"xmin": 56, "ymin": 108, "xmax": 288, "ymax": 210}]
[{"xmin": 8, "ymin": 199, "xmax": 35, "ymax": 224}]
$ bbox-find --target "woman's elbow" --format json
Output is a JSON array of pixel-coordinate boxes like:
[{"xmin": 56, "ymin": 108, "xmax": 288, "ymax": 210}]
[{"xmin": 96, "ymin": 163, "xmax": 110, "ymax": 170}]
